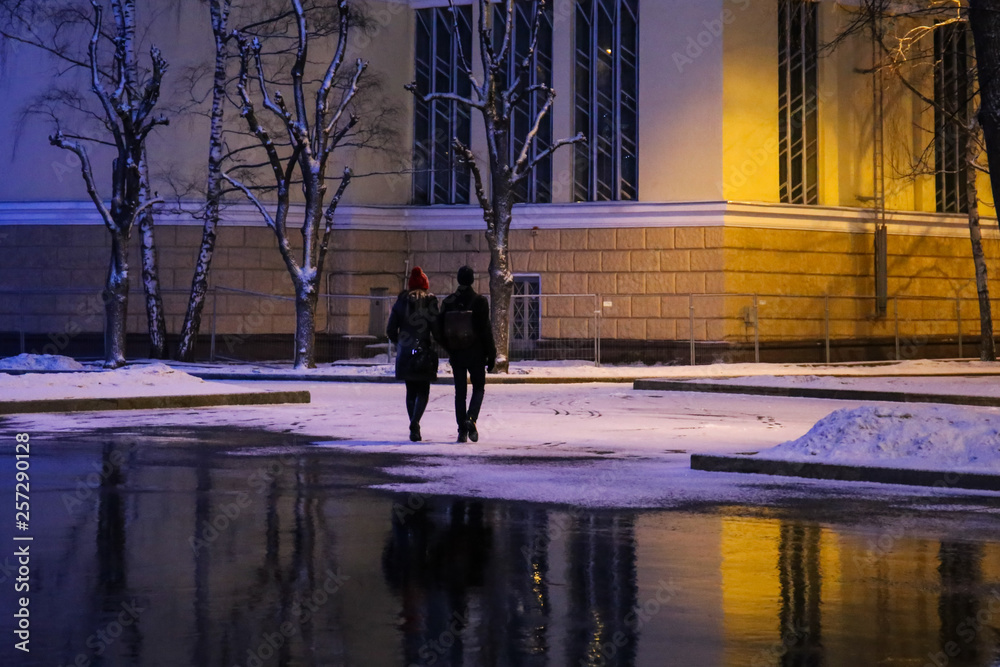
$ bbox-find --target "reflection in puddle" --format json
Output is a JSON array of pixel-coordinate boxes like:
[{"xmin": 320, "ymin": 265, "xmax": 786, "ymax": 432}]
[{"xmin": 3, "ymin": 428, "xmax": 1000, "ymax": 666}]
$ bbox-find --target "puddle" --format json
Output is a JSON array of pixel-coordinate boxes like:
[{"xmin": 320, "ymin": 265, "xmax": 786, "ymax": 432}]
[{"xmin": 3, "ymin": 427, "xmax": 1000, "ymax": 666}]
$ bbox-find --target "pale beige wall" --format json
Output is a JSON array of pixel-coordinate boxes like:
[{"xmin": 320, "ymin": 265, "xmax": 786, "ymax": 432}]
[
  {"xmin": 722, "ymin": 0, "xmax": 779, "ymax": 202},
  {"xmin": 336, "ymin": 0, "xmax": 416, "ymax": 206},
  {"xmin": 0, "ymin": 0, "xmax": 414, "ymax": 206},
  {"xmin": 639, "ymin": 0, "xmax": 725, "ymax": 202}
]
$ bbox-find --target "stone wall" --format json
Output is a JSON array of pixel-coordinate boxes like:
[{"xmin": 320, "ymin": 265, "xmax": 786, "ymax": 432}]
[{"xmin": 1, "ymin": 220, "xmax": 994, "ymax": 356}]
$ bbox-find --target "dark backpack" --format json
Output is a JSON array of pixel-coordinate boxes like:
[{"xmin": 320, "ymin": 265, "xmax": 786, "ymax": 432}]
[{"xmin": 443, "ymin": 309, "xmax": 476, "ymax": 350}]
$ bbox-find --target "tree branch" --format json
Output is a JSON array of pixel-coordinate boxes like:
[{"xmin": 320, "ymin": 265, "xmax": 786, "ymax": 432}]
[
  {"xmin": 316, "ymin": 0, "xmax": 350, "ymax": 142},
  {"xmin": 49, "ymin": 131, "xmax": 116, "ymax": 233},
  {"xmin": 404, "ymin": 85, "xmax": 485, "ymax": 110},
  {"xmin": 324, "ymin": 59, "xmax": 366, "ymax": 138},
  {"xmin": 220, "ymin": 171, "xmax": 277, "ymax": 230},
  {"xmin": 453, "ymin": 138, "xmax": 492, "ymax": 225},
  {"xmin": 517, "ymin": 132, "xmax": 585, "ymax": 183}
]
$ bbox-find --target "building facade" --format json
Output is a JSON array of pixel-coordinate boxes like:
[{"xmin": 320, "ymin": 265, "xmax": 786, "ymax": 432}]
[{"xmin": 0, "ymin": 0, "xmax": 996, "ymax": 362}]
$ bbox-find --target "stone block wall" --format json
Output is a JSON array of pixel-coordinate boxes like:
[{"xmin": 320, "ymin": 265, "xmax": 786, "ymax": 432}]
[
  {"xmin": 0, "ymin": 224, "xmax": 408, "ymax": 341},
  {"xmin": 2, "ymin": 219, "xmax": 995, "ymax": 355}
]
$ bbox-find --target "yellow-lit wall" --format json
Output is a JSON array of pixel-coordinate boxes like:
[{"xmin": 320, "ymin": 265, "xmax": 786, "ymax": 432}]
[
  {"xmin": 720, "ymin": 1, "xmax": 997, "ymax": 215},
  {"xmin": 721, "ymin": 224, "xmax": 1000, "ymax": 341},
  {"xmin": 721, "ymin": 0, "xmax": 779, "ymax": 203}
]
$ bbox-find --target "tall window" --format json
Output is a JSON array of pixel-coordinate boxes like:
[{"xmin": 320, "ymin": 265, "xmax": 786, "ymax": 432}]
[
  {"xmin": 495, "ymin": 2, "xmax": 554, "ymax": 203},
  {"xmin": 413, "ymin": 6, "xmax": 473, "ymax": 205},
  {"xmin": 778, "ymin": 0, "xmax": 819, "ymax": 205},
  {"xmin": 935, "ymin": 23, "xmax": 971, "ymax": 214},
  {"xmin": 573, "ymin": 0, "xmax": 639, "ymax": 202}
]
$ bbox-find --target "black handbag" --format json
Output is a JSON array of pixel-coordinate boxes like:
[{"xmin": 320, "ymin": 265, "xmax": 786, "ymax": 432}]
[{"xmin": 408, "ymin": 342, "xmax": 438, "ymax": 375}]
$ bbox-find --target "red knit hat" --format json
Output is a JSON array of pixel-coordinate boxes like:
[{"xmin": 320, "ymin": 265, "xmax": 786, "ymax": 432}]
[{"xmin": 408, "ymin": 266, "xmax": 429, "ymax": 291}]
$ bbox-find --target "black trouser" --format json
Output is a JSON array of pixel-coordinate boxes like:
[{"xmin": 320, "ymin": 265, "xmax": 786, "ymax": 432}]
[
  {"xmin": 405, "ymin": 381, "xmax": 430, "ymax": 426},
  {"xmin": 451, "ymin": 359, "xmax": 485, "ymax": 432}
]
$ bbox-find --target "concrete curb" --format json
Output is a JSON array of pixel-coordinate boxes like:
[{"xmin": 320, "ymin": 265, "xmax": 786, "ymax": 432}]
[
  {"xmin": 633, "ymin": 379, "xmax": 1000, "ymax": 407},
  {"xmin": 690, "ymin": 453, "xmax": 1000, "ymax": 492},
  {"xmin": 0, "ymin": 390, "xmax": 311, "ymax": 415}
]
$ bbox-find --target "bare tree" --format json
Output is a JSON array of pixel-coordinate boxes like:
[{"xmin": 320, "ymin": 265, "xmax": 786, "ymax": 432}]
[
  {"xmin": 47, "ymin": 0, "xmax": 168, "ymax": 367},
  {"xmin": 222, "ymin": 0, "xmax": 365, "ymax": 369},
  {"xmin": 835, "ymin": 0, "xmax": 995, "ymax": 360},
  {"xmin": 406, "ymin": 0, "xmax": 583, "ymax": 374},
  {"xmin": 176, "ymin": 0, "xmax": 231, "ymax": 362},
  {"xmin": 1, "ymin": 0, "xmax": 170, "ymax": 363}
]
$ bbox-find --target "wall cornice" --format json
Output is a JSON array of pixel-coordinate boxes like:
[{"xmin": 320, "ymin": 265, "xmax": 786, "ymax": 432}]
[{"xmin": 0, "ymin": 200, "xmax": 993, "ymax": 239}]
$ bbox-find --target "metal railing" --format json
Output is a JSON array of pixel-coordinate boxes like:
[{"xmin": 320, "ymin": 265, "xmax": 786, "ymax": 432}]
[{"xmin": 1, "ymin": 286, "xmax": 995, "ymax": 366}]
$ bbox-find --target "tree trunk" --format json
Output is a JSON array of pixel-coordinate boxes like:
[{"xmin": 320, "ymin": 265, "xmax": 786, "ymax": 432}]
[
  {"xmin": 293, "ymin": 283, "xmax": 318, "ymax": 369},
  {"xmin": 178, "ymin": 0, "xmax": 228, "ymax": 362},
  {"xmin": 104, "ymin": 233, "xmax": 129, "ymax": 369},
  {"xmin": 965, "ymin": 126, "xmax": 996, "ymax": 361},
  {"xmin": 138, "ymin": 152, "xmax": 167, "ymax": 359},
  {"xmin": 969, "ymin": 1, "xmax": 1000, "ymax": 234},
  {"xmin": 487, "ymin": 183, "xmax": 515, "ymax": 373}
]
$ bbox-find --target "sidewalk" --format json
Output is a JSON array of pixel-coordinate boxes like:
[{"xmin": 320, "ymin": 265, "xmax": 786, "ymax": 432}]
[{"xmin": 5, "ymin": 356, "xmax": 1000, "ymax": 504}]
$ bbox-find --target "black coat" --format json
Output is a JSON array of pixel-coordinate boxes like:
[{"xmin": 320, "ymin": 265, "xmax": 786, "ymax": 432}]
[
  {"xmin": 387, "ymin": 289, "xmax": 440, "ymax": 382},
  {"xmin": 439, "ymin": 285, "xmax": 496, "ymax": 368}
]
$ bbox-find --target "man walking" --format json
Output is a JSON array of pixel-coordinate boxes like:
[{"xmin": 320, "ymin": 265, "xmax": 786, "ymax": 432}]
[{"xmin": 439, "ymin": 266, "xmax": 496, "ymax": 443}]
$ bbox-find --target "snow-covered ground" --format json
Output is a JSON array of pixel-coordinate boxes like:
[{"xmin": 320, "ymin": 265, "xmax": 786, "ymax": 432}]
[
  {"xmin": 0, "ymin": 360, "xmax": 254, "ymax": 400},
  {"xmin": 3, "ymin": 354, "xmax": 1000, "ymax": 507}
]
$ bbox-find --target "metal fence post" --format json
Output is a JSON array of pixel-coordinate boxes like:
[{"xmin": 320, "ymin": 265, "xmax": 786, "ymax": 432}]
[
  {"xmin": 594, "ymin": 294, "xmax": 601, "ymax": 367},
  {"xmin": 18, "ymin": 289, "xmax": 25, "ymax": 355},
  {"xmin": 824, "ymin": 295, "xmax": 830, "ymax": 364},
  {"xmin": 210, "ymin": 288, "xmax": 217, "ymax": 362},
  {"xmin": 753, "ymin": 294, "xmax": 760, "ymax": 363},
  {"xmin": 689, "ymin": 294, "xmax": 695, "ymax": 366},
  {"xmin": 956, "ymin": 294, "xmax": 963, "ymax": 358},
  {"xmin": 894, "ymin": 296, "xmax": 900, "ymax": 361}
]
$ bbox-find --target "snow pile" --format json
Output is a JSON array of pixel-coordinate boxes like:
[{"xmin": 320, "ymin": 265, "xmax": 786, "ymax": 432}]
[
  {"xmin": 0, "ymin": 362, "xmax": 255, "ymax": 401},
  {"xmin": 0, "ymin": 353, "xmax": 86, "ymax": 371},
  {"xmin": 759, "ymin": 404, "xmax": 1000, "ymax": 472}
]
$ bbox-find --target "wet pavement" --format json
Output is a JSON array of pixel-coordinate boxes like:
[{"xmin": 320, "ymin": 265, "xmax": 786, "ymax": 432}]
[{"xmin": 4, "ymin": 426, "xmax": 1000, "ymax": 666}]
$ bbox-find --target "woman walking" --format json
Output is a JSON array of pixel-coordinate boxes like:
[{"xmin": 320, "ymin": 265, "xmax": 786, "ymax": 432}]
[{"xmin": 387, "ymin": 267, "xmax": 440, "ymax": 441}]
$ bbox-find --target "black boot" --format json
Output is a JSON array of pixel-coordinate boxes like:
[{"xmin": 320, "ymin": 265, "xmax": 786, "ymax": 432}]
[
  {"xmin": 410, "ymin": 395, "xmax": 427, "ymax": 442},
  {"xmin": 466, "ymin": 419, "xmax": 478, "ymax": 443}
]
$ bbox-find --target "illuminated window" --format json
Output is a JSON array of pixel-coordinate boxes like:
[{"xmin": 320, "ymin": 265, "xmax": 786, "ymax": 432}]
[
  {"xmin": 778, "ymin": 0, "xmax": 818, "ymax": 205},
  {"xmin": 934, "ymin": 23, "xmax": 970, "ymax": 214},
  {"xmin": 413, "ymin": 6, "xmax": 472, "ymax": 205},
  {"xmin": 495, "ymin": 2, "xmax": 554, "ymax": 203},
  {"xmin": 573, "ymin": 0, "xmax": 639, "ymax": 202}
]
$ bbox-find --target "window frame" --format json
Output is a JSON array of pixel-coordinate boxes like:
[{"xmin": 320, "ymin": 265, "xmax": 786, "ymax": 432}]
[
  {"xmin": 934, "ymin": 22, "xmax": 971, "ymax": 214},
  {"xmin": 573, "ymin": 0, "xmax": 640, "ymax": 202},
  {"xmin": 412, "ymin": 6, "xmax": 473, "ymax": 205},
  {"xmin": 778, "ymin": 0, "xmax": 819, "ymax": 206}
]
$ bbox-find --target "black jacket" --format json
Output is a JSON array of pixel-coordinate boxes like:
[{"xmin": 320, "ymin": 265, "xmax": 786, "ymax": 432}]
[
  {"xmin": 387, "ymin": 290, "xmax": 440, "ymax": 382},
  {"xmin": 439, "ymin": 285, "xmax": 496, "ymax": 368}
]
